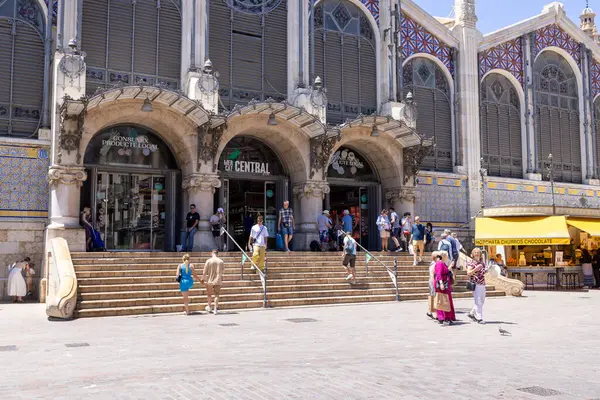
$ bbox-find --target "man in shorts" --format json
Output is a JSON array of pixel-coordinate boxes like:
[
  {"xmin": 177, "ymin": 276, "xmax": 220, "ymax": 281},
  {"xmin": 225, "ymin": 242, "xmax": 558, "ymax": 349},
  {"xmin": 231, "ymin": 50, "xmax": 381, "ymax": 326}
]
[
  {"xmin": 278, "ymin": 200, "xmax": 295, "ymax": 252},
  {"xmin": 410, "ymin": 216, "xmax": 426, "ymax": 266},
  {"xmin": 389, "ymin": 207, "xmax": 402, "ymax": 252},
  {"xmin": 342, "ymin": 231, "xmax": 357, "ymax": 284},
  {"xmin": 316, "ymin": 210, "xmax": 332, "ymax": 251},
  {"xmin": 201, "ymin": 249, "xmax": 225, "ymax": 314}
]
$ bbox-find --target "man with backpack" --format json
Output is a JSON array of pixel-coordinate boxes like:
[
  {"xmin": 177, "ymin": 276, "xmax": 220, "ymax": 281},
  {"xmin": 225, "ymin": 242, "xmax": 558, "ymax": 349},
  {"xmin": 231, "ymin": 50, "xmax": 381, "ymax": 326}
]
[
  {"xmin": 438, "ymin": 233, "xmax": 454, "ymax": 266},
  {"xmin": 445, "ymin": 229, "xmax": 460, "ymax": 269},
  {"xmin": 342, "ymin": 231, "xmax": 357, "ymax": 284}
]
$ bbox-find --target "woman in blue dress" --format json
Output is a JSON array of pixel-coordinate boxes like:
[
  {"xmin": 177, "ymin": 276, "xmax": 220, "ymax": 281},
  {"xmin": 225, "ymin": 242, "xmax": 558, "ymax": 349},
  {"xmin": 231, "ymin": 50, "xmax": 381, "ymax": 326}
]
[{"xmin": 176, "ymin": 254, "xmax": 200, "ymax": 315}]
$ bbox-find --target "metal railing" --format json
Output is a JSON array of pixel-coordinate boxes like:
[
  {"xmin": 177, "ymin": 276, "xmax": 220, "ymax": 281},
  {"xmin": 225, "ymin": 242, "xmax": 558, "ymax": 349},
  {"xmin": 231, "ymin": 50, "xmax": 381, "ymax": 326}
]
[
  {"xmin": 220, "ymin": 228, "xmax": 268, "ymax": 308},
  {"xmin": 338, "ymin": 231, "xmax": 400, "ymax": 301}
]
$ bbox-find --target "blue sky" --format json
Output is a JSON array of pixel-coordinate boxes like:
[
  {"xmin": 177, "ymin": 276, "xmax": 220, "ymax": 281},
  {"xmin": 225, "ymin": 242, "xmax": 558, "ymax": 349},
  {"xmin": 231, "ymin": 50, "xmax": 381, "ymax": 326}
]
[{"xmin": 412, "ymin": 0, "xmax": 590, "ymax": 35}]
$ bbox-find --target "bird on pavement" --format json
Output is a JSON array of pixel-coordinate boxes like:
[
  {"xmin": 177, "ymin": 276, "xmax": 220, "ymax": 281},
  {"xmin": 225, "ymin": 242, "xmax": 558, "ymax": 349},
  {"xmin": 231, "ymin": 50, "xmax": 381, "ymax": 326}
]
[{"xmin": 498, "ymin": 326, "xmax": 512, "ymax": 336}]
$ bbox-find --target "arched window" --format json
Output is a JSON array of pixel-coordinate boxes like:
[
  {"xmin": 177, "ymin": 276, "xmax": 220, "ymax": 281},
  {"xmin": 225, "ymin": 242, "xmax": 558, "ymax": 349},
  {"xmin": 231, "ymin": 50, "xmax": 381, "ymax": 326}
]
[
  {"xmin": 534, "ymin": 51, "xmax": 581, "ymax": 183},
  {"xmin": 209, "ymin": 0, "xmax": 288, "ymax": 109},
  {"xmin": 311, "ymin": 0, "xmax": 377, "ymax": 125},
  {"xmin": 480, "ymin": 74, "xmax": 523, "ymax": 178},
  {"xmin": 81, "ymin": 0, "xmax": 182, "ymax": 96},
  {"xmin": 404, "ymin": 58, "xmax": 452, "ymax": 172},
  {"xmin": 0, "ymin": 0, "xmax": 45, "ymax": 137}
]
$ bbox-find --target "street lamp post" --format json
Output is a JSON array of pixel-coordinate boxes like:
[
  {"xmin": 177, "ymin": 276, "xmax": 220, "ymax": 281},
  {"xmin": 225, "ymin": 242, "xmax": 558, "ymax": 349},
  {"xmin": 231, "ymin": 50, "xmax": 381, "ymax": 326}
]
[
  {"xmin": 546, "ymin": 153, "xmax": 556, "ymax": 215},
  {"xmin": 479, "ymin": 157, "xmax": 487, "ymax": 212}
]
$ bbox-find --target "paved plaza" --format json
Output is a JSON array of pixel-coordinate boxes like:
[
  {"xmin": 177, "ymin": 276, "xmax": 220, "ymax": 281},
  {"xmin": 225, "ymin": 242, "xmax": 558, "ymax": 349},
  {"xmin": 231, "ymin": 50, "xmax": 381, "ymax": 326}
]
[{"xmin": 1, "ymin": 291, "xmax": 600, "ymax": 400}]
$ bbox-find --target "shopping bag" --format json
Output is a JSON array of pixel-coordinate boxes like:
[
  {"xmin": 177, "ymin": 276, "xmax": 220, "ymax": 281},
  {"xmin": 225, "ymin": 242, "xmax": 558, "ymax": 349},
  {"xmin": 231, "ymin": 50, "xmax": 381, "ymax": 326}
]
[
  {"xmin": 434, "ymin": 292, "xmax": 451, "ymax": 312},
  {"xmin": 276, "ymin": 233, "xmax": 284, "ymax": 250},
  {"xmin": 408, "ymin": 244, "xmax": 414, "ymax": 255}
]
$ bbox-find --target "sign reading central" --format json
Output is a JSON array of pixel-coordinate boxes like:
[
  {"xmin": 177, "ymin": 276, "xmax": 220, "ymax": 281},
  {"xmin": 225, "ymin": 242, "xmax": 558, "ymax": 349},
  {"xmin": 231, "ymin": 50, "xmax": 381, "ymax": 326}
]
[{"xmin": 224, "ymin": 159, "xmax": 271, "ymax": 175}]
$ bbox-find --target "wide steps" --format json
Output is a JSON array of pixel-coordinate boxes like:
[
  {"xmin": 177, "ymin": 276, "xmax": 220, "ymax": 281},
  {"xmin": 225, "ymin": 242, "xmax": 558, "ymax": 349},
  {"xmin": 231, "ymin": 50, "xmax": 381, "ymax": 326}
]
[{"xmin": 72, "ymin": 251, "xmax": 505, "ymax": 318}]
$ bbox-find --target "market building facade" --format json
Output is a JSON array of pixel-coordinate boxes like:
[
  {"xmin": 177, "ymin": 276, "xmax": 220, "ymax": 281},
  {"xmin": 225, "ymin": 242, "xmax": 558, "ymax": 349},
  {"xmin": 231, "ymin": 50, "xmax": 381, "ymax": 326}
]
[{"xmin": 3, "ymin": 0, "xmax": 600, "ymax": 285}]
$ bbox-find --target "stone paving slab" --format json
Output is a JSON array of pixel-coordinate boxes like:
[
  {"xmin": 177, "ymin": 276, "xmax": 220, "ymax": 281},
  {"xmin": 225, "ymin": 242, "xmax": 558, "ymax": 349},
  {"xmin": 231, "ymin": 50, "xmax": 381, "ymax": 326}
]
[{"xmin": 1, "ymin": 291, "xmax": 599, "ymax": 399}]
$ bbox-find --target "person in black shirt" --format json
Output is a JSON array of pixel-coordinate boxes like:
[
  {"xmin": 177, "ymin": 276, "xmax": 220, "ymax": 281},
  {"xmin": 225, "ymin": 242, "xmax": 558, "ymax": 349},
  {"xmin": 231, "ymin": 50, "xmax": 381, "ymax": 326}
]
[
  {"xmin": 592, "ymin": 250, "xmax": 600, "ymax": 289},
  {"xmin": 182, "ymin": 204, "xmax": 200, "ymax": 251}
]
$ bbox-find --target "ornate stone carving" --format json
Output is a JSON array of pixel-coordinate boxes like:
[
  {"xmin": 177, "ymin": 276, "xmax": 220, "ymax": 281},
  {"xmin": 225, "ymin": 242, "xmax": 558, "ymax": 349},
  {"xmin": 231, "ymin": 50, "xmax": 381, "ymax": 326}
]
[
  {"xmin": 293, "ymin": 181, "xmax": 330, "ymax": 199},
  {"xmin": 457, "ymin": 0, "xmax": 477, "ymax": 27},
  {"xmin": 485, "ymin": 265, "xmax": 524, "ymax": 297},
  {"xmin": 385, "ymin": 187, "xmax": 418, "ymax": 204},
  {"xmin": 309, "ymin": 130, "xmax": 341, "ymax": 180},
  {"xmin": 197, "ymin": 123, "xmax": 225, "ymax": 172},
  {"xmin": 58, "ymin": 52, "xmax": 86, "ymax": 85},
  {"xmin": 403, "ymin": 141, "xmax": 435, "ymax": 185},
  {"xmin": 182, "ymin": 174, "xmax": 221, "ymax": 193},
  {"xmin": 47, "ymin": 165, "xmax": 87, "ymax": 187},
  {"xmin": 57, "ymin": 95, "xmax": 87, "ymax": 164}
]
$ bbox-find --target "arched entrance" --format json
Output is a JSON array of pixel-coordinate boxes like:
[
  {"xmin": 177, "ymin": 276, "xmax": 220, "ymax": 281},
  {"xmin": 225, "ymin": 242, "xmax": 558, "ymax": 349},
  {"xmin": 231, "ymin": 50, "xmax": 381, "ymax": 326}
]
[
  {"xmin": 81, "ymin": 125, "xmax": 181, "ymax": 251},
  {"xmin": 215, "ymin": 136, "xmax": 289, "ymax": 250},
  {"xmin": 325, "ymin": 146, "xmax": 380, "ymax": 250}
]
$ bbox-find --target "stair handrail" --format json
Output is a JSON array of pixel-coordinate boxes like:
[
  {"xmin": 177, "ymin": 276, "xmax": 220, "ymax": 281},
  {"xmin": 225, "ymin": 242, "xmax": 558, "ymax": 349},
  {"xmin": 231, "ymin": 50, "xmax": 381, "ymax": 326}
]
[
  {"xmin": 220, "ymin": 227, "xmax": 267, "ymax": 308},
  {"xmin": 338, "ymin": 231, "xmax": 400, "ymax": 301}
]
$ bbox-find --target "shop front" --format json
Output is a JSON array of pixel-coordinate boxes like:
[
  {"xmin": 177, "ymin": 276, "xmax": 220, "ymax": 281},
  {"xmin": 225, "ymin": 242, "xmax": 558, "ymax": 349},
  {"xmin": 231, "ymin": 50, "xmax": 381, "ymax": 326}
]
[
  {"xmin": 324, "ymin": 146, "xmax": 381, "ymax": 250},
  {"xmin": 214, "ymin": 136, "xmax": 289, "ymax": 250},
  {"xmin": 81, "ymin": 125, "xmax": 181, "ymax": 251},
  {"xmin": 475, "ymin": 208, "xmax": 600, "ymax": 288}
]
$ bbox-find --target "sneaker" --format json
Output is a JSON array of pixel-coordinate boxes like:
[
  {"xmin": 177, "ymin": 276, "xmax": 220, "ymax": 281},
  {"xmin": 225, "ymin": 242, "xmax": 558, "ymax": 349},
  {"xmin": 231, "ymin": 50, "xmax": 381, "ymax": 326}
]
[
  {"xmin": 418, "ymin": 257, "xmax": 422, "ymax": 263},
  {"xmin": 205, "ymin": 305, "xmax": 212, "ymax": 313},
  {"xmin": 468, "ymin": 313, "xmax": 476, "ymax": 321},
  {"xmin": 395, "ymin": 248, "xmax": 402, "ymax": 252},
  {"xmin": 477, "ymin": 320, "xmax": 486, "ymax": 324},
  {"xmin": 285, "ymin": 248, "xmax": 291, "ymax": 252},
  {"xmin": 213, "ymin": 309, "xmax": 218, "ymax": 315},
  {"xmin": 413, "ymin": 261, "xmax": 417, "ymax": 266},
  {"xmin": 346, "ymin": 274, "xmax": 353, "ymax": 281},
  {"xmin": 350, "ymin": 279, "xmax": 357, "ymax": 285}
]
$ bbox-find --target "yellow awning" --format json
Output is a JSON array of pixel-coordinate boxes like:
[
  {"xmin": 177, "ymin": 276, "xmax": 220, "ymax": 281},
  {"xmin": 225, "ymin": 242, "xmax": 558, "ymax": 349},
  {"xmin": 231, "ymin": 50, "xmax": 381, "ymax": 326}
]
[
  {"xmin": 475, "ymin": 216, "xmax": 571, "ymax": 246},
  {"xmin": 566, "ymin": 218, "xmax": 600, "ymax": 237}
]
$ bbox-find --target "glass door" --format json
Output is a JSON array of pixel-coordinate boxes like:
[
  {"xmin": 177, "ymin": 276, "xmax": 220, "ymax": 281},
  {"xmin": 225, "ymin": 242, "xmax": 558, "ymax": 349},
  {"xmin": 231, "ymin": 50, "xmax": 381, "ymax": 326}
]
[
  {"xmin": 265, "ymin": 181, "xmax": 276, "ymax": 248},
  {"xmin": 94, "ymin": 172, "xmax": 167, "ymax": 250}
]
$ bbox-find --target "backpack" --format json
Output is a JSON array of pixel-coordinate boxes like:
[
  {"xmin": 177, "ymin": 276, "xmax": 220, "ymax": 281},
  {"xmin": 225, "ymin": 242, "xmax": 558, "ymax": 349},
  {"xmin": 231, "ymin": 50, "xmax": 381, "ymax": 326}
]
[
  {"xmin": 344, "ymin": 238, "xmax": 355, "ymax": 255},
  {"xmin": 310, "ymin": 240, "xmax": 320, "ymax": 252},
  {"xmin": 439, "ymin": 241, "xmax": 451, "ymax": 255}
]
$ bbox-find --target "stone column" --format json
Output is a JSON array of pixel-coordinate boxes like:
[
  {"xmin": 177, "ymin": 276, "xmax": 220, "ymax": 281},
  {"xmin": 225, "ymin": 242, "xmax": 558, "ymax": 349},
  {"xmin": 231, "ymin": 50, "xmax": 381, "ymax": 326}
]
[
  {"xmin": 182, "ymin": 173, "xmax": 220, "ymax": 251},
  {"xmin": 453, "ymin": 0, "xmax": 483, "ymax": 223},
  {"xmin": 293, "ymin": 180, "xmax": 329, "ymax": 250}
]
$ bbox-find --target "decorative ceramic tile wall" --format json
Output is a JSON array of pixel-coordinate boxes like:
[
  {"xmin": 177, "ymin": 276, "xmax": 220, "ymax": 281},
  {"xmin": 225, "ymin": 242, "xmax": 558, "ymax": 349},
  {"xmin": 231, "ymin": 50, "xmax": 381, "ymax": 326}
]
[
  {"xmin": 485, "ymin": 181, "xmax": 600, "ymax": 209},
  {"xmin": 478, "ymin": 38, "xmax": 524, "ymax": 86},
  {"xmin": 360, "ymin": 0, "xmax": 379, "ymax": 23},
  {"xmin": 415, "ymin": 175, "xmax": 468, "ymax": 223},
  {"xmin": 0, "ymin": 145, "xmax": 49, "ymax": 218},
  {"xmin": 591, "ymin": 58, "xmax": 600, "ymax": 99},
  {"xmin": 534, "ymin": 24, "xmax": 582, "ymax": 69},
  {"xmin": 400, "ymin": 12, "xmax": 454, "ymax": 75}
]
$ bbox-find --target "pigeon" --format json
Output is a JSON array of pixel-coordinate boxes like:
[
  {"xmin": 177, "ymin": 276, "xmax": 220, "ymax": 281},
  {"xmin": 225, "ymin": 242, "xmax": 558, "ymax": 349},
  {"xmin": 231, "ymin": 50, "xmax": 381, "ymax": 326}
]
[{"xmin": 498, "ymin": 326, "xmax": 512, "ymax": 336}]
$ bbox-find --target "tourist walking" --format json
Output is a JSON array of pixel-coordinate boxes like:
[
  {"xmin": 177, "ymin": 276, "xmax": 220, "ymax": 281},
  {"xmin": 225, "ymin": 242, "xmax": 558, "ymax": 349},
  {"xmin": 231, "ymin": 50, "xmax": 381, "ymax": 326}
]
[
  {"xmin": 401, "ymin": 212, "xmax": 412, "ymax": 252},
  {"xmin": 427, "ymin": 251, "xmax": 438, "ymax": 320},
  {"xmin": 176, "ymin": 254, "xmax": 200, "ymax": 315},
  {"xmin": 593, "ymin": 250, "xmax": 600, "ymax": 288},
  {"xmin": 445, "ymin": 230, "xmax": 460, "ymax": 269},
  {"xmin": 248, "ymin": 215, "xmax": 269, "ymax": 272},
  {"xmin": 342, "ymin": 231, "xmax": 357, "ymax": 284},
  {"xmin": 316, "ymin": 210, "xmax": 332, "ymax": 251},
  {"xmin": 389, "ymin": 207, "xmax": 402, "ymax": 252},
  {"xmin": 7, "ymin": 258, "xmax": 30, "ymax": 303},
  {"xmin": 434, "ymin": 251, "xmax": 456, "ymax": 324},
  {"xmin": 182, "ymin": 204, "xmax": 200, "ymax": 252},
  {"xmin": 201, "ymin": 250, "xmax": 225, "ymax": 314},
  {"xmin": 437, "ymin": 233, "xmax": 454, "ymax": 266},
  {"xmin": 376, "ymin": 209, "xmax": 391, "ymax": 252},
  {"xmin": 467, "ymin": 247, "xmax": 487, "ymax": 324},
  {"xmin": 209, "ymin": 208, "xmax": 227, "ymax": 251},
  {"xmin": 451, "ymin": 232, "xmax": 464, "ymax": 269},
  {"xmin": 278, "ymin": 200, "xmax": 295, "ymax": 252},
  {"xmin": 410, "ymin": 216, "xmax": 426, "ymax": 265},
  {"xmin": 425, "ymin": 222, "xmax": 434, "ymax": 252}
]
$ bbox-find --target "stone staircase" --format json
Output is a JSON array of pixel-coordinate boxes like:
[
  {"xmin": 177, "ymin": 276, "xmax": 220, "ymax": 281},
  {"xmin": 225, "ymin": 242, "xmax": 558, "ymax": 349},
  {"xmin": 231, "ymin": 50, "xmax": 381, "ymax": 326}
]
[{"xmin": 71, "ymin": 252, "xmax": 505, "ymax": 318}]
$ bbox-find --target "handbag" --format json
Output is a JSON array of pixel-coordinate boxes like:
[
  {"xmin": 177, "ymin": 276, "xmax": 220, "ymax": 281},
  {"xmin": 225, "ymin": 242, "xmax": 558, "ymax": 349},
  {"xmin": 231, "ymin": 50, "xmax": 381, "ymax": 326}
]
[
  {"xmin": 466, "ymin": 281, "xmax": 476, "ymax": 291},
  {"xmin": 176, "ymin": 273, "xmax": 182, "ymax": 283},
  {"xmin": 434, "ymin": 292, "xmax": 451, "ymax": 312}
]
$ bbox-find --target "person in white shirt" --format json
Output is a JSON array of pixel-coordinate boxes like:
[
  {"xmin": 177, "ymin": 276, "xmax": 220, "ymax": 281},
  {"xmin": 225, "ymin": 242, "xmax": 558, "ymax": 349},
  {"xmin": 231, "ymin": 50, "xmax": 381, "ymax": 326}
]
[{"xmin": 248, "ymin": 215, "xmax": 269, "ymax": 272}]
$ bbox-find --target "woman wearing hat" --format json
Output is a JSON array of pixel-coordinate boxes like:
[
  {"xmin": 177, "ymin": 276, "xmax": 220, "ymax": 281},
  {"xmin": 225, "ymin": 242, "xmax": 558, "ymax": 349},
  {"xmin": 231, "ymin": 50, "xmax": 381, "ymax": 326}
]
[
  {"xmin": 210, "ymin": 208, "xmax": 227, "ymax": 251},
  {"xmin": 316, "ymin": 210, "xmax": 332, "ymax": 251}
]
